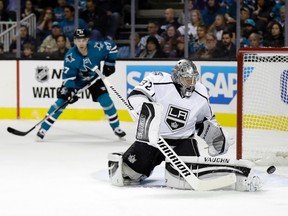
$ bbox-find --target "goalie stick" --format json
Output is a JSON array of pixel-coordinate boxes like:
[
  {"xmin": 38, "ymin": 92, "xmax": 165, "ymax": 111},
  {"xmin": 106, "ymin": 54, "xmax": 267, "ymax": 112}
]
[
  {"xmin": 7, "ymin": 77, "xmax": 99, "ymax": 136},
  {"xmin": 93, "ymin": 66, "xmax": 236, "ymax": 191}
]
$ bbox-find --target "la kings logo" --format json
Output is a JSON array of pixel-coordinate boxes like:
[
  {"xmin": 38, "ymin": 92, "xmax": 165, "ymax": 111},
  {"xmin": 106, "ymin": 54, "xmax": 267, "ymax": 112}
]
[
  {"xmin": 165, "ymin": 105, "xmax": 189, "ymax": 131},
  {"xmin": 35, "ymin": 66, "xmax": 49, "ymax": 83}
]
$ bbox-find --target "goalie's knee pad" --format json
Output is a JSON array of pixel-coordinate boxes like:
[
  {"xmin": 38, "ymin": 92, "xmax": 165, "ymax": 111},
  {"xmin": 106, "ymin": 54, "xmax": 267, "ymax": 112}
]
[{"xmin": 108, "ymin": 152, "xmax": 147, "ymax": 186}]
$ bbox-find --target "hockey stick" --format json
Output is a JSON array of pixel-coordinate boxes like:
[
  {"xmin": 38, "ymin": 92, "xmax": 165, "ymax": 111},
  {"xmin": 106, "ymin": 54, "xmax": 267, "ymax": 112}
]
[
  {"xmin": 7, "ymin": 77, "xmax": 99, "ymax": 136},
  {"xmin": 93, "ymin": 66, "xmax": 236, "ymax": 191}
]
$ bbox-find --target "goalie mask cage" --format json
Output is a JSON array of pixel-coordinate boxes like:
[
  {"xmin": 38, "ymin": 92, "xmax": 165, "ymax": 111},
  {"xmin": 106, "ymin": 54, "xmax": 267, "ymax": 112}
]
[{"xmin": 237, "ymin": 48, "xmax": 288, "ymax": 165}]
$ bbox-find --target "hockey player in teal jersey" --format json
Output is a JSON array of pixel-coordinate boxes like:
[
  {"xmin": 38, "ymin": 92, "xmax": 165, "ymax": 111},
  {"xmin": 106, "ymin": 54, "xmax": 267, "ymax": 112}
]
[{"xmin": 36, "ymin": 28, "xmax": 126, "ymax": 140}]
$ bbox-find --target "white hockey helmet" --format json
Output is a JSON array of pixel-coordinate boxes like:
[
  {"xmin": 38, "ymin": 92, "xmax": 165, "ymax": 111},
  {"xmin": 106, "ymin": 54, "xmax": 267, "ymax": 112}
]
[{"xmin": 172, "ymin": 59, "xmax": 199, "ymax": 97}]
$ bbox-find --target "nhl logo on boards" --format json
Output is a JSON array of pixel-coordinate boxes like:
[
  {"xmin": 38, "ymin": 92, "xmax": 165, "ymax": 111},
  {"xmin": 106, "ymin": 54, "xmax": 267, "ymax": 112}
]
[
  {"xmin": 165, "ymin": 105, "xmax": 189, "ymax": 131},
  {"xmin": 35, "ymin": 66, "xmax": 49, "ymax": 83}
]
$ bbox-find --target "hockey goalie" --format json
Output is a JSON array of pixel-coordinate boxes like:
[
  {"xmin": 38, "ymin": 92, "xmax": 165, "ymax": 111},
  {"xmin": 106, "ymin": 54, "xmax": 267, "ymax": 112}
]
[{"xmin": 108, "ymin": 59, "xmax": 262, "ymax": 191}]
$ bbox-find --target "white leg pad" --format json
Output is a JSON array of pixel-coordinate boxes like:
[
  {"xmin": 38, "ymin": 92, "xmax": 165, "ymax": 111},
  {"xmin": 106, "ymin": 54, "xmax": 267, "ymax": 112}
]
[
  {"xmin": 108, "ymin": 153, "xmax": 125, "ymax": 186},
  {"xmin": 165, "ymin": 156, "xmax": 261, "ymax": 191},
  {"xmin": 108, "ymin": 152, "xmax": 147, "ymax": 186}
]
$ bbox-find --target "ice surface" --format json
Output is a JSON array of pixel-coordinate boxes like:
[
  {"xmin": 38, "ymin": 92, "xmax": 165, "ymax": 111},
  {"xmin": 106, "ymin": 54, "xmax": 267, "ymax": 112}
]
[{"xmin": 0, "ymin": 120, "xmax": 288, "ymax": 216}]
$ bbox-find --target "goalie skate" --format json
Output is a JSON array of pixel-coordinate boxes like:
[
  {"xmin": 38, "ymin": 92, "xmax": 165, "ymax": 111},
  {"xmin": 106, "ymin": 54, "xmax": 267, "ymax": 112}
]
[{"xmin": 235, "ymin": 173, "xmax": 262, "ymax": 192}]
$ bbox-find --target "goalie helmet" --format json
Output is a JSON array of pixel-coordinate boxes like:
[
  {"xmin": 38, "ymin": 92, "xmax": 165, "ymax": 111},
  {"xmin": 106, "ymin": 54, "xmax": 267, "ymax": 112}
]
[
  {"xmin": 172, "ymin": 59, "xmax": 199, "ymax": 97},
  {"xmin": 73, "ymin": 28, "xmax": 89, "ymax": 39}
]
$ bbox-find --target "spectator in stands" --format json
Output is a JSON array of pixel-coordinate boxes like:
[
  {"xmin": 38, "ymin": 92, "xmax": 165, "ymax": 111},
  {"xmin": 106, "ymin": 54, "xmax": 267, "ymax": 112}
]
[
  {"xmin": 271, "ymin": 0, "xmax": 285, "ymax": 23},
  {"xmin": 161, "ymin": 24, "xmax": 180, "ymax": 58},
  {"xmin": 189, "ymin": 24, "xmax": 207, "ymax": 56},
  {"xmin": 224, "ymin": 0, "xmax": 236, "ymax": 34},
  {"xmin": 0, "ymin": 0, "xmax": 12, "ymax": 21},
  {"xmin": 121, "ymin": 0, "xmax": 131, "ymax": 25},
  {"xmin": 5, "ymin": 0, "xmax": 22, "ymax": 20},
  {"xmin": 177, "ymin": 9, "xmax": 203, "ymax": 41},
  {"xmin": 38, "ymin": 21, "xmax": 71, "ymax": 53},
  {"xmin": 276, "ymin": 5, "xmax": 285, "ymax": 28},
  {"xmin": 118, "ymin": 33, "xmax": 141, "ymax": 59},
  {"xmin": 191, "ymin": 32, "xmax": 218, "ymax": 59},
  {"xmin": 251, "ymin": 0, "xmax": 274, "ymax": 36},
  {"xmin": 59, "ymin": 5, "xmax": 89, "ymax": 44},
  {"xmin": 50, "ymin": 34, "xmax": 69, "ymax": 59},
  {"xmin": 174, "ymin": 35, "xmax": 185, "ymax": 58},
  {"xmin": 248, "ymin": 32, "xmax": 264, "ymax": 48},
  {"xmin": 96, "ymin": 0, "xmax": 122, "ymax": 40},
  {"xmin": 208, "ymin": 14, "xmax": 228, "ymax": 42},
  {"xmin": 240, "ymin": 18, "xmax": 258, "ymax": 47},
  {"xmin": 241, "ymin": 0, "xmax": 256, "ymax": 12},
  {"xmin": 158, "ymin": 8, "xmax": 181, "ymax": 35},
  {"xmin": 240, "ymin": 6, "xmax": 251, "ymax": 29},
  {"xmin": 36, "ymin": 7, "xmax": 56, "ymax": 46},
  {"xmin": 9, "ymin": 24, "xmax": 36, "ymax": 53},
  {"xmin": 263, "ymin": 21, "xmax": 284, "ymax": 48},
  {"xmin": 139, "ymin": 20, "xmax": 164, "ymax": 51},
  {"xmin": 21, "ymin": 0, "xmax": 39, "ymax": 20},
  {"xmin": 80, "ymin": 0, "xmax": 108, "ymax": 40},
  {"xmin": 137, "ymin": 36, "xmax": 166, "ymax": 59},
  {"xmin": 177, "ymin": 0, "xmax": 198, "ymax": 25},
  {"xmin": 54, "ymin": 0, "xmax": 67, "ymax": 22},
  {"xmin": 216, "ymin": 30, "xmax": 236, "ymax": 59},
  {"xmin": 21, "ymin": 43, "xmax": 35, "ymax": 59},
  {"xmin": 201, "ymin": 0, "xmax": 225, "ymax": 28}
]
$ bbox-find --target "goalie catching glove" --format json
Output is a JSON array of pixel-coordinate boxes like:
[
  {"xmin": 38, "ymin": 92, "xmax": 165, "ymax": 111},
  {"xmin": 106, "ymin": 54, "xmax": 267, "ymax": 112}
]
[
  {"xmin": 197, "ymin": 118, "xmax": 234, "ymax": 156},
  {"xmin": 57, "ymin": 85, "xmax": 79, "ymax": 104}
]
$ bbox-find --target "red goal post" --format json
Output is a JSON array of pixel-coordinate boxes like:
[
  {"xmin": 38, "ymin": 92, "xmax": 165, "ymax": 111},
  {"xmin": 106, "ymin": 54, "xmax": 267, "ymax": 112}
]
[{"xmin": 237, "ymin": 48, "xmax": 288, "ymax": 165}]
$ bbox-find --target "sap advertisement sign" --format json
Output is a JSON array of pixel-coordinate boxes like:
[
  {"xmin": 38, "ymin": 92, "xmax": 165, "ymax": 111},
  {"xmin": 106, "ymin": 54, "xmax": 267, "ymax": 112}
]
[
  {"xmin": 126, "ymin": 65, "xmax": 174, "ymax": 94},
  {"xmin": 126, "ymin": 63, "xmax": 237, "ymax": 105},
  {"xmin": 201, "ymin": 65, "xmax": 237, "ymax": 104}
]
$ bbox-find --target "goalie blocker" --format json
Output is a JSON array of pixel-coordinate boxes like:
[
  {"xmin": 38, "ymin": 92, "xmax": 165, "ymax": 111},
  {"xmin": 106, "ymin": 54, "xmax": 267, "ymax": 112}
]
[{"xmin": 108, "ymin": 102, "xmax": 262, "ymax": 191}]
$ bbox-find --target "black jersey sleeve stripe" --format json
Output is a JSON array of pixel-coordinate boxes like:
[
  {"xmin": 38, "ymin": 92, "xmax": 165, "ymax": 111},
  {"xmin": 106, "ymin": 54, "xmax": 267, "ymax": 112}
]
[
  {"xmin": 153, "ymin": 81, "xmax": 174, "ymax": 85},
  {"xmin": 128, "ymin": 90, "xmax": 153, "ymax": 102},
  {"xmin": 194, "ymin": 90, "xmax": 208, "ymax": 101}
]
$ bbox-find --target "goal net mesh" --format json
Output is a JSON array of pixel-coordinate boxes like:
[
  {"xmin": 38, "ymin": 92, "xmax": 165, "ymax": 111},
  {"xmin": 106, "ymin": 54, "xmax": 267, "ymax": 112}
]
[{"xmin": 238, "ymin": 50, "xmax": 288, "ymax": 165}]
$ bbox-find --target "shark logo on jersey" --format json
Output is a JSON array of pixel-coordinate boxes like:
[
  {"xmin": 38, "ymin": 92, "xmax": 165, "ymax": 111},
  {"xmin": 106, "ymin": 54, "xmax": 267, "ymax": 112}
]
[
  {"xmin": 65, "ymin": 53, "xmax": 75, "ymax": 63},
  {"xmin": 35, "ymin": 66, "xmax": 49, "ymax": 83},
  {"xmin": 104, "ymin": 41, "xmax": 112, "ymax": 50},
  {"xmin": 83, "ymin": 57, "xmax": 92, "ymax": 65},
  {"xmin": 165, "ymin": 105, "xmax": 189, "ymax": 131},
  {"xmin": 94, "ymin": 42, "xmax": 103, "ymax": 50}
]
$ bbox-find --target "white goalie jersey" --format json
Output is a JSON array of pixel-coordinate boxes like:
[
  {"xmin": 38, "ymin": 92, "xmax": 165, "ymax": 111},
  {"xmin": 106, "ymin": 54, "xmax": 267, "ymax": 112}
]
[{"xmin": 128, "ymin": 72, "xmax": 216, "ymax": 139}]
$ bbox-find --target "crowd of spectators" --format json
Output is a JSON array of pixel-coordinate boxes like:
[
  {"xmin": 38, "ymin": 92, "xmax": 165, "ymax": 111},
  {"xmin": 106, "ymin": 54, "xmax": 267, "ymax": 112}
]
[{"xmin": 0, "ymin": 0, "xmax": 286, "ymax": 60}]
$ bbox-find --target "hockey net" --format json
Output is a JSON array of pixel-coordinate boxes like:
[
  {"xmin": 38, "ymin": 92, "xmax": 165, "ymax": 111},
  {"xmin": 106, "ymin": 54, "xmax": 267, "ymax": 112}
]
[{"xmin": 237, "ymin": 48, "xmax": 288, "ymax": 166}]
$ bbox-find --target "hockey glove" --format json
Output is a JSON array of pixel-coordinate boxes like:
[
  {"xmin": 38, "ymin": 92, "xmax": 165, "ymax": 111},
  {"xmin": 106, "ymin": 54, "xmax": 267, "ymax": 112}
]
[
  {"xmin": 57, "ymin": 86, "xmax": 79, "ymax": 104},
  {"xmin": 102, "ymin": 65, "xmax": 115, "ymax": 77},
  {"xmin": 197, "ymin": 119, "xmax": 234, "ymax": 156},
  {"xmin": 79, "ymin": 70, "xmax": 96, "ymax": 81}
]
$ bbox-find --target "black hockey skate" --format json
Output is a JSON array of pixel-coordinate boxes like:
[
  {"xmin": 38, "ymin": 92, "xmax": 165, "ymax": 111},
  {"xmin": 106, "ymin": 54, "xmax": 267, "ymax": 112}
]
[
  {"xmin": 114, "ymin": 127, "xmax": 126, "ymax": 139},
  {"xmin": 35, "ymin": 128, "xmax": 46, "ymax": 141}
]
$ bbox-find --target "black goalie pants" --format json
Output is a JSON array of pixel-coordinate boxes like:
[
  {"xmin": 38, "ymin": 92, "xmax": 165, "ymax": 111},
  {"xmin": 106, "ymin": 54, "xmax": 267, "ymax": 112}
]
[{"xmin": 122, "ymin": 138, "xmax": 200, "ymax": 177}]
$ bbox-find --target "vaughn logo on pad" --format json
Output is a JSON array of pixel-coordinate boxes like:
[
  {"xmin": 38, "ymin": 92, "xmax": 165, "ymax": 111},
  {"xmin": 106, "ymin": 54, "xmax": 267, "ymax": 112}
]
[{"xmin": 165, "ymin": 105, "xmax": 189, "ymax": 131}]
